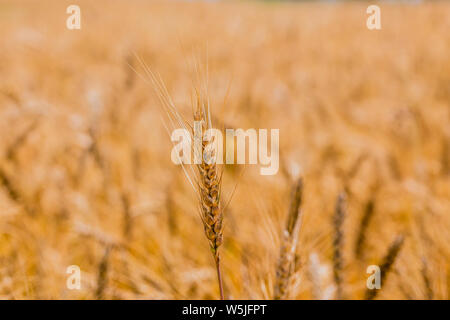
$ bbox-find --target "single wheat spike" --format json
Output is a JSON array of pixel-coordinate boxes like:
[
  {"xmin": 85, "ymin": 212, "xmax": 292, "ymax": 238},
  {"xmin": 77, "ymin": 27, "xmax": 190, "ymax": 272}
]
[
  {"xmin": 355, "ymin": 175, "xmax": 380, "ymax": 260},
  {"xmin": 365, "ymin": 235, "xmax": 405, "ymax": 300},
  {"xmin": 194, "ymin": 96, "xmax": 224, "ymax": 299},
  {"xmin": 96, "ymin": 245, "xmax": 112, "ymax": 300},
  {"xmin": 274, "ymin": 178, "xmax": 303, "ymax": 300},
  {"xmin": 286, "ymin": 178, "xmax": 303, "ymax": 236},
  {"xmin": 354, "ymin": 197, "xmax": 375, "ymax": 260},
  {"xmin": 139, "ymin": 59, "xmax": 226, "ymax": 299},
  {"xmin": 332, "ymin": 192, "xmax": 346, "ymax": 300}
]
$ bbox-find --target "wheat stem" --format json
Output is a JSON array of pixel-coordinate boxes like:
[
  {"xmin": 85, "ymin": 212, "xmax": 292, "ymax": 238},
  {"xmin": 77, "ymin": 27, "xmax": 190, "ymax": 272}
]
[
  {"xmin": 332, "ymin": 192, "xmax": 346, "ymax": 300},
  {"xmin": 215, "ymin": 256, "xmax": 224, "ymax": 300}
]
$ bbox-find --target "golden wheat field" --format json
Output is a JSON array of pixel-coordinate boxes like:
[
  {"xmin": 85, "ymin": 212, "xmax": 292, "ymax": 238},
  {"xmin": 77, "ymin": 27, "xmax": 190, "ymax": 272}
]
[{"xmin": 0, "ymin": 0, "xmax": 449, "ymax": 300}]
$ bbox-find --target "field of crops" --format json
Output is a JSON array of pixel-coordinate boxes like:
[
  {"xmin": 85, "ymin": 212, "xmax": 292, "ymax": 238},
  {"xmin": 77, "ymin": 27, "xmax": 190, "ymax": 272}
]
[{"xmin": 0, "ymin": 0, "xmax": 449, "ymax": 299}]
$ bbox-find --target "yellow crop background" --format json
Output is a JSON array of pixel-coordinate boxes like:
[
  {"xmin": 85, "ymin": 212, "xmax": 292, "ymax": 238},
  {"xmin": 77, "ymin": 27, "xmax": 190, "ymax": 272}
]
[{"xmin": 0, "ymin": 0, "xmax": 449, "ymax": 299}]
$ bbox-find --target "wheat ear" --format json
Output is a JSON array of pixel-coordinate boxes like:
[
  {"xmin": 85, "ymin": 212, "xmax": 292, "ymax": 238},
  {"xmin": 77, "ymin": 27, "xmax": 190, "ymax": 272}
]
[
  {"xmin": 134, "ymin": 57, "xmax": 226, "ymax": 299},
  {"xmin": 96, "ymin": 245, "xmax": 112, "ymax": 300},
  {"xmin": 194, "ymin": 97, "xmax": 224, "ymax": 300},
  {"xmin": 274, "ymin": 178, "xmax": 303, "ymax": 300},
  {"xmin": 354, "ymin": 197, "xmax": 375, "ymax": 260}
]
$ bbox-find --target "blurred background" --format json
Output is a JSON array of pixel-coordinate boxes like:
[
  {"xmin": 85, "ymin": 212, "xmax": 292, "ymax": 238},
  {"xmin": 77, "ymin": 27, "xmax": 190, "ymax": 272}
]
[{"xmin": 0, "ymin": 0, "xmax": 449, "ymax": 299}]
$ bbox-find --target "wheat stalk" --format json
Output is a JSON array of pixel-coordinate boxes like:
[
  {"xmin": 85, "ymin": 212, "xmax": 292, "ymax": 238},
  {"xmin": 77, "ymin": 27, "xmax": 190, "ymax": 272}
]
[
  {"xmin": 354, "ymin": 197, "xmax": 375, "ymax": 260},
  {"xmin": 148, "ymin": 59, "xmax": 227, "ymax": 299},
  {"xmin": 273, "ymin": 178, "xmax": 303, "ymax": 300},
  {"xmin": 96, "ymin": 245, "xmax": 112, "ymax": 300},
  {"xmin": 332, "ymin": 192, "xmax": 346, "ymax": 299}
]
